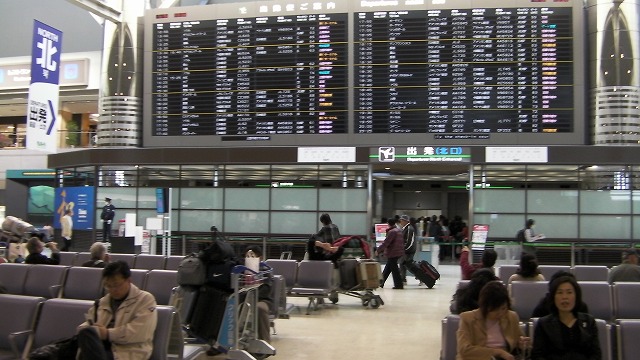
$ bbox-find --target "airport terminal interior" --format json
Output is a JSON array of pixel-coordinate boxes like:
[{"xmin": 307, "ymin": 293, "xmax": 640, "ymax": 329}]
[{"xmin": 3, "ymin": 0, "xmax": 640, "ymax": 359}]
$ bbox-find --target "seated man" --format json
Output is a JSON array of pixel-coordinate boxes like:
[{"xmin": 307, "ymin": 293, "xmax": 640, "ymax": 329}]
[
  {"xmin": 25, "ymin": 236, "xmax": 60, "ymax": 265},
  {"xmin": 76, "ymin": 261, "xmax": 158, "ymax": 360},
  {"xmin": 82, "ymin": 242, "xmax": 110, "ymax": 268},
  {"xmin": 608, "ymin": 248, "xmax": 640, "ymax": 283},
  {"xmin": 459, "ymin": 246, "xmax": 497, "ymax": 280}
]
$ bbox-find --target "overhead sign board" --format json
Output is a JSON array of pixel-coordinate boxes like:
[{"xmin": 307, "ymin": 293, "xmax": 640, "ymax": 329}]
[{"xmin": 369, "ymin": 146, "xmax": 471, "ymax": 163}]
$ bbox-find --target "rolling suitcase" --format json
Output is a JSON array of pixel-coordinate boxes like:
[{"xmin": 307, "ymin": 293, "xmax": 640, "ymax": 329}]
[
  {"xmin": 188, "ymin": 284, "xmax": 229, "ymax": 342},
  {"xmin": 405, "ymin": 260, "xmax": 440, "ymax": 288},
  {"xmin": 356, "ymin": 259, "xmax": 381, "ymax": 289}
]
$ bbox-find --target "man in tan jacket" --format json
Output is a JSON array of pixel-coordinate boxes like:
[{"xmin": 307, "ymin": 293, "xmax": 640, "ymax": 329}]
[{"xmin": 77, "ymin": 260, "xmax": 157, "ymax": 360}]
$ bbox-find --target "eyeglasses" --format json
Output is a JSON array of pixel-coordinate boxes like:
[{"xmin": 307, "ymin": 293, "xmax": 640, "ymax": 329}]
[{"xmin": 103, "ymin": 280, "xmax": 127, "ymax": 290}]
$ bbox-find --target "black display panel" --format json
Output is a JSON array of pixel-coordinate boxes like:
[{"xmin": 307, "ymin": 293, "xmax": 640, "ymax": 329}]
[
  {"xmin": 354, "ymin": 7, "xmax": 573, "ymax": 135},
  {"xmin": 152, "ymin": 13, "xmax": 348, "ymax": 137}
]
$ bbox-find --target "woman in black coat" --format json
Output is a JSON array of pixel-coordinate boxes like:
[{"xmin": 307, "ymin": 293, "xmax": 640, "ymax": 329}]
[{"xmin": 531, "ymin": 275, "xmax": 601, "ymax": 360}]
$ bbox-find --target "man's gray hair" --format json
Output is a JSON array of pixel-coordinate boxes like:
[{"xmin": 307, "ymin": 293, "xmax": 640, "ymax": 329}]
[{"xmin": 89, "ymin": 242, "xmax": 107, "ymax": 259}]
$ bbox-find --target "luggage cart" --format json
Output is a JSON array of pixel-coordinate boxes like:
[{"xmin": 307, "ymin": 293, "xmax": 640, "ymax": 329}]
[
  {"xmin": 216, "ymin": 264, "xmax": 276, "ymax": 360},
  {"xmin": 330, "ymin": 258, "xmax": 385, "ymax": 309}
]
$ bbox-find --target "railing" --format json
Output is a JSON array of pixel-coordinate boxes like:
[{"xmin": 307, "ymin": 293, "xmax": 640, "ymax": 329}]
[
  {"xmin": 150, "ymin": 233, "xmax": 637, "ymax": 267},
  {"xmin": 436, "ymin": 239, "xmax": 639, "ymax": 267}
]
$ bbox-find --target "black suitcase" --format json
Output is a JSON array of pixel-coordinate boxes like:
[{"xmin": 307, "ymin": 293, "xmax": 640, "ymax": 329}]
[
  {"xmin": 339, "ymin": 259, "xmax": 359, "ymax": 290},
  {"xmin": 188, "ymin": 284, "xmax": 229, "ymax": 342},
  {"xmin": 405, "ymin": 260, "xmax": 439, "ymax": 288}
]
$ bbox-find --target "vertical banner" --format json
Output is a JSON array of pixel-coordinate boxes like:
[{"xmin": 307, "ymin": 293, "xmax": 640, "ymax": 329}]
[
  {"xmin": 26, "ymin": 20, "xmax": 62, "ymax": 152},
  {"xmin": 54, "ymin": 186, "xmax": 95, "ymax": 230}
]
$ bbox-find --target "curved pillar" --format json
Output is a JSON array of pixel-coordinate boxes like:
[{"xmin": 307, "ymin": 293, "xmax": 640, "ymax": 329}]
[
  {"xmin": 97, "ymin": 0, "xmax": 145, "ymax": 147},
  {"xmin": 588, "ymin": 0, "xmax": 640, "ymax": 144}
]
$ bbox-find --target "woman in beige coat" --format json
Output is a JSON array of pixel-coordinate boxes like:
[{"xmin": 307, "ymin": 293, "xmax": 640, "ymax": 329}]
[{"xmin": 457, "ymin": 281, "xmax": 530, "ymax": 360}]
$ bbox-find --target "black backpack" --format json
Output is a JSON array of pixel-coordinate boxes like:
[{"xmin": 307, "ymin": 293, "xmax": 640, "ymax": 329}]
[
  {"xmin": 201, "ymin": 239, "xmax": 236, "ymax": 264},
  {"xmin": 516, "ymin": 229, "xmax": 526, "ymax": 242}
]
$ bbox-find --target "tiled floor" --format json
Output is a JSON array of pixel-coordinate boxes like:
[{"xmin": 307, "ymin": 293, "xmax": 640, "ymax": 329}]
[{"xmin": 210, "ymin": 263, "xmax": 460, "ymax": 359}]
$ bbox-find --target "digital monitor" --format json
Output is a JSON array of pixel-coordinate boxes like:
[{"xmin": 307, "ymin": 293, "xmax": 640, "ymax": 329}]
[{"xmin": 143, "ymin": 0, "xmax": 584, "ymax": 147}]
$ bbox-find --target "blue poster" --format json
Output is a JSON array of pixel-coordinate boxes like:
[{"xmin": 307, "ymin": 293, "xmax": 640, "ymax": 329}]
[{"xmin": 54, "ymin": 186, "xmax": 95, "ymax": 230}]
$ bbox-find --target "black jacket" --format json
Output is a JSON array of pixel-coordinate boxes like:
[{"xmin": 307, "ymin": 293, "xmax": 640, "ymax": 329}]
[
  {"xmin": 25, "ymin": 251, "xmax": 60, "ymax": 265},
  {"xmin": 402, "ymin": 224, "xmax": 416, "ymax": 255},
  {"xmin": 531, "ymin": 312, "xmax": 601, "ymax": 360}
]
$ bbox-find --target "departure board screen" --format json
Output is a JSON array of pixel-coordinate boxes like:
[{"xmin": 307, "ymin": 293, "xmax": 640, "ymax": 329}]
[
  {"xmin": 354, "ymin": 7, "xmax": 573, "ymax": 135},
  {"xmin": 152, "ymin": 13, "xmax": 348, "ymax": 137},
  {"xmin": 144, "ymin": 1, "xmax": 584, "ymax": 147}
]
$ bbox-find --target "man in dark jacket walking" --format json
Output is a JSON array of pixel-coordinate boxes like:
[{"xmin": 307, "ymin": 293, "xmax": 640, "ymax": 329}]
[
  {"xmin": 399, "ymin": 215, "xmax": 416, "ymax": 284},
  {"xmin": 376, "ymin": 220, "xmax": 405, "ymax": 289}
]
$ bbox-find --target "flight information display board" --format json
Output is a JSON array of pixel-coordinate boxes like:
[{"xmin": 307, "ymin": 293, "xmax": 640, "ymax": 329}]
[
  {"xmin": 144, "ymin": 1, "xmax": 584, "ymax": 147},
  {"xmin": 152, "ymin": 13, "xmax": 348, "ymax": 137},
  {"xmin": 354, "ymin": 7, "xmax": 573, "ymax": 135}
]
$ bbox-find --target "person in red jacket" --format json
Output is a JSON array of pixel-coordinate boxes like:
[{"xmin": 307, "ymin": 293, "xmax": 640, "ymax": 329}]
[
  {"xmin": 376, "ymin": 219, "xmax": 405, "ymax": 289},
  {"xmin": 459, "ymin": 246, "xmax": 497, "ymax": 280}
]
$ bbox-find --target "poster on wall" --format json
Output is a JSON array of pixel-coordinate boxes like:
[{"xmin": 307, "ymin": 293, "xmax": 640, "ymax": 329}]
[
  {"xmin": 54, "ymin": 186, "xmax": 95, "ymax": 230},
  {"xmin": 470, "ymin": 224, "xmax": 490, "ymax": 250},
  {"xmin": 374, "ymin": 223, "xmax": 388, "ymax": 244},
  {"xmin": 26, "ymin": 20, "xmax": 62, "ymax": 152}
]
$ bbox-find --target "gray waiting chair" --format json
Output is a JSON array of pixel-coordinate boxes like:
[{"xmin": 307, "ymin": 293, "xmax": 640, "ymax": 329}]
[
  {"xmin": 572, "ymin": 265, "xmax": 609, "ymax": 281},
  {"xmin": 509, "ymin": 281, "xmax": 549, "ymax": 320},
  {"xmin": 0, "ymin": 263, "xmax": 30, "ymax": 295},
  {"xmin": 151, "ymin": 306, "xmax": 183, "ymax": 360},
  {"xmin": 73, "ymin": 252, "xmax": 92, "ymax": 266},
  {"xmin": 165, "ymin": 255, "xmax": 184, "ymax": 270},
  {"xmin": 618, "ymin": 319, "xmax": 640, "ymax": 360},
  {"xmin": 440, "ymin": 314, "xmax": 460, "ymax": 360},
  {"xmin": 134, "ymin": 254, "xmax": 166, "ymax": 270},
  {"xmin": 0, "ymin": 295, "xmax": 44, "ymax": 359},
  {"xmin": 23, "ymin": 265, "xmax": 68, "ymax": 298},
  {"xmin": 613, "ymin": 282, "xmax": 640, "ymax": 319},
  {"xmin": 62, "ymin": 266, "xmax": 104, "ymax": 300},
  {"xmin": 538, "ymin": 265, "xmax": 571, "ymax": 280},
  {"xmin": 144, "ymin": 270, "xmax": 178, "ymax": 305},
  {"xmin": 58, "ymin": 252, "xmax": 77, "ymax": 266},
  {"xmin": 108, "ymin": 253, "xmax": 136, "ymax": 268},
  {"xmin": 579, "ymin": 281, "xmax": 613, "ymax": 322},
  {"xmin": 290, "ymin": 260, "xmax": 333, "ymax": 314},
  {"xmin": 152, "ymin": 305, "xmax": 207, "ymax": 360},
  {"xmin": 129, "ymin": 269, "xmax": 149, "ymax": 290},
  {"xmin": 169, "ymin": 285, "xmax": 199, "ymax": 326},
  {"xmin": 23, "ymin": 298, "xmax": 94, "ymax": 358},
  {"xmin": 497, "ymin": 264, "xmax": 519, "ymax": 284},
  {"xmin": 265, "ymin": 259, "xmax": 298, "ymax": 291}
]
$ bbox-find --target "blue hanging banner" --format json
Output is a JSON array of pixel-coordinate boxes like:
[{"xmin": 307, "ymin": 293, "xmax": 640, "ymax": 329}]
[{"xmin": 26, "ymin": 20, "xmax": 62, "ymax": 152}]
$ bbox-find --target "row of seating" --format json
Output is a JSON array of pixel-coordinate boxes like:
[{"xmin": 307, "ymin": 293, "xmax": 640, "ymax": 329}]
[
  {"xmin": 0, "ymin": 295, "xmax": 206, "ymax": 360},
  {"xmin": 508, "ymin": 280, "xmax": 640, "ymax": 322},
  {"xmin": 265, "ymin": 259, "xmax": 334, "ymax": 315},
  {"xmin": 455, "ymin": 279, "xmax": 640, "ymax": 322},
  {"xmin": 497, "ymin": 264, "xmax": 609, "ymax": 283},
  {"xmin": 441, "ymin": 314, "xmax": 640, "ymax": 360},
  {"xmin": 58, "ymin": 251, "xmax": 184, "ymax": 270},
  {"xmin": 0, "ymin": 263, "xmax": 178, "ymax": 305}
]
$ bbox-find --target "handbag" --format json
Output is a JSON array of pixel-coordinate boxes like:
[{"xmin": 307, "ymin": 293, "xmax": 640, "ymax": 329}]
[
  {"xmin": 28, "ymin": 337, "xmax": 78, "ymax": 360},
  {"xmin": 29, "ymin": 299, "xmax": 99, "ymax": 360}
]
